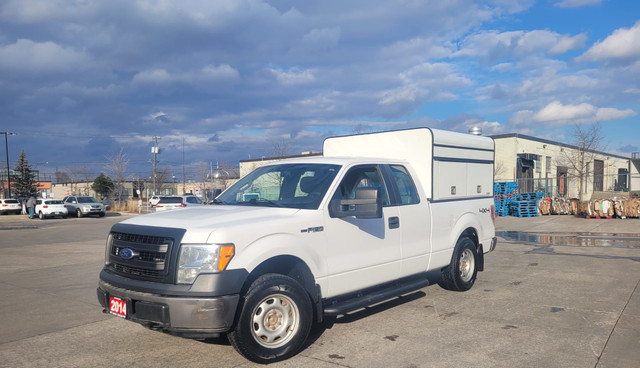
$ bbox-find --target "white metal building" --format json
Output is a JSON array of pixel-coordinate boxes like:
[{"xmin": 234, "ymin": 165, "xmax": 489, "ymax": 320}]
[{"xmin": 492, "ymin": 133, "xmax": 639, "ymax": 200}]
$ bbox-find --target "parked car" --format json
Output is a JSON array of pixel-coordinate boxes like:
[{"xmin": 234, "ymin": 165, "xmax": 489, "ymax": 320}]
[
  {"xmin": 153, "ymin": 196, "xmax": 187, "ymax": 212},
  {"xmin": 0, "ymin": 198, "xmax": 22, "ymax": 215},
  {"xmin": 62, "ymin": 196, "xmax": 106, "ymax": 217},
  {"xmin": 179, "ymin": 194, "xmax": 204, "ymax": 206},
  {"xmin": 148, "ymin": 195, "xmax": 161, "ymax": 206},
  {"xmin": 35, "ymin": 199, "xmax": 68, "ymax": 219}
]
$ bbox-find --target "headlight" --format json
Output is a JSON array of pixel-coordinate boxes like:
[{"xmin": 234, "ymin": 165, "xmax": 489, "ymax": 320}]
[
  {"xmin": 177, "ymin": 243, "xmax": 234, "ymax": 284},
  {"xmin": 82, "ymin": 205, "xmax": 91, "ymax": 210}
]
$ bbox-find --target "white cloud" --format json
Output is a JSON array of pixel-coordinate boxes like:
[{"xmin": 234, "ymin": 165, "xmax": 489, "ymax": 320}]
[
  {"xmin": 510, "ymin": 101, "xmax": 636, "ymax": 125},
  {"xmin": 201, "ymin": 64, "xmax": 240, "ymax": 80},
  {"xmin": 302, "ymin": 27, "xmax": 341, "ymax": 49},
  {"xmin": 0, "ymin": 0, "xmax": 100, "ymax": 23},
  {"xmin": 379, "ymin": 86, "xmax": 424, "ymax": 105},
  {"xmin": 453, "ymin": 29, "xmax": 585, "ymax": 61},
  {"xmin": 132, "ymin": 64, "xmax": 239, "ymax": 85},
  {"xmin": 577, "ymin": 21, "xmax": 640, "ymax": 62},
  {"xmin": 269, "ymin": 68, "xmax": 316, "ymax": 84},
  {"xmin": 534, "ymin": 101, "xmax": 595, "ymax": 121},
  {"xmin": 549, "ymin": 33, "xmax": 587, "ymax": 54},
  {"xmin": 132, "ymin": 69, "xmax": 172, "ymax": 84},
  {"xmin": 0, "ymin": 39, "xmax": 88, "ymax": 72},
  {"xmin": 554, "ymin": 0, "xmax": 605, "ymax": 8}
]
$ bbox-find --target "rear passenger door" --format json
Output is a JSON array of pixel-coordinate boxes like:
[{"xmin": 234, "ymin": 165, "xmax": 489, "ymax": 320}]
[{"xmin": 385, "ymin": 164, "xmax": 432, "ymax": 276}]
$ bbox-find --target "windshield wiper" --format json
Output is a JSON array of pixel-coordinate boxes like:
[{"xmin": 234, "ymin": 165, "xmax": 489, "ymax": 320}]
[{"xmin": 236, "ymin": 199, "xmax": 282, "ymax": 207}]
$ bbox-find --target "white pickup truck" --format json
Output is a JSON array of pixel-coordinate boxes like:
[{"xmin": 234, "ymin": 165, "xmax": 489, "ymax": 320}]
[{"xmin": 97, "ymin": 127, "xmax": 497, "ymax": 363}]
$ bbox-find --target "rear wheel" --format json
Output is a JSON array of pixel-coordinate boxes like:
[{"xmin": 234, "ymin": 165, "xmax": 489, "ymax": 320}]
[
  {"xmin": 439, "ymin": 237, "xmax": 478, "ymax": 292},
  {"xmin": 39, "ymin": 211, "xmax": 44, "ymax": 220},
  {"xmin": 228, "ymin": 273, "xmax": 312, "ymax": 363}
]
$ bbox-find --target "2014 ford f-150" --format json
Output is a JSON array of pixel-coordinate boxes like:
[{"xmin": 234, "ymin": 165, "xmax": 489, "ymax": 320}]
[{"xmin": 97, "ymin": 127, "xmax": 497, "ymax": 363}]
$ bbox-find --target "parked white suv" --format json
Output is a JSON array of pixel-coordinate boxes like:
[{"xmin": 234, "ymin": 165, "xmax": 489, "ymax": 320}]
[
  {"xmin": 35, "ymin": 199, "xmax": 68, "ymax": 219},
  {"xmin": 0, "ymin": 199, "xmax": 21, "ymax": 215}
]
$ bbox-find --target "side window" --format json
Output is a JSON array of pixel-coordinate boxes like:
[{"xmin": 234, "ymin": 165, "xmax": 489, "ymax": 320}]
[
  {"xmin": 333, "ymin": 165, "xmax": 390, "ymax": 206},
  {"xmin": 390, "ymin": 165, "xmax": 419, "ymax": 205}
]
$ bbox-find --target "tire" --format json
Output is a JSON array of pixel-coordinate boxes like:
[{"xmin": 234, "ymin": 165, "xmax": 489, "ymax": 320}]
[
  {"xmin": 39, "ymin": 211, "xmax": 45, "ymax": 220},
  {"xmin": 228, "ymin": 273, "xmax": 313, "ymax": 363},
  {"xmin": 439, "ymin": 237, "xmax": 478, "ymax": 292},
  {"xmin": 99, "ymin": 212, "xmax": 105, "ymax": 217},
  {"xmin": 76, "ymin": 209, "xmax": 83, "ymax": 218}
]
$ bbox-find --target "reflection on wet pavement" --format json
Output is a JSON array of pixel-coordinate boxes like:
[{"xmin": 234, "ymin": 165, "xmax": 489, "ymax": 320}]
[{"xmin": 499, "ymin": 231, "xmax": 640, "ymax": 249}]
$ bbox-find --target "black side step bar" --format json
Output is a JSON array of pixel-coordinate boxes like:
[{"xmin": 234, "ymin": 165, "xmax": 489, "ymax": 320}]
[{"xmin": 323, "ymin": 274, "xmax": 430, "ymax": 316}]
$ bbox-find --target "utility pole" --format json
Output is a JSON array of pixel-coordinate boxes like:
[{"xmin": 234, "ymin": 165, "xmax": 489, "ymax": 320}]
[
  {"xmin": 182, "ymin": 137, "xmax": 186, "ymax": 194},
  {"xmin": 152, "ymin": 136, "xmax": 161, "ymax": 195},
  {"xmin": 1, "ymin": 131, "xmax": 16, "ymax": 198}
]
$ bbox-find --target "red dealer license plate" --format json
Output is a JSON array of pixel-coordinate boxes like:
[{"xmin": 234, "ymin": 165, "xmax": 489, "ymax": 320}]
[{"xmin": 109, "ymin": 296, "xmax": 127, "ymax": 318}]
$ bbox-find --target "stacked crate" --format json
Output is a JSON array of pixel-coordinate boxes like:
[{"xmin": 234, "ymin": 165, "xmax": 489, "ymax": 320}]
[
  {"xmin": 494, "ymin": 182, "xmax": 519, "ymax": 217},
  {"xmin": 509, "ymin": 192, "xmax": 544, "ymax": 217}
]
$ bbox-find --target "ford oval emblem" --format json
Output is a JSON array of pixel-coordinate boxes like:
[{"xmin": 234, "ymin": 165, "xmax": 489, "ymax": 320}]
[{"xmin": 119, "ymin": 248, "xmax": 136, "ymax": 260}]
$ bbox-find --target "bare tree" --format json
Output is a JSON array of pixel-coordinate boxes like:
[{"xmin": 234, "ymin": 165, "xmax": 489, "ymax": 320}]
[
  {"xmin": 54, "ymin": 169, "xmax": 71, "ymax": 184},
  {"xmin": 68, "ymin": 167, "xmax": 82, "ymax": 195},
  {"xmin": 155, "ymin": 167, "xmax": 172, "ymax": 195},
  {"xmin": 105, "ymin": 148, "xmax": 130, "ymax": 201},
  {"xmin": 271, "ymin": 138, "xmax": 291, "ymax": 157},
  {"xmin": 197, "ymin": 161, "xmax": 212, "ymax": 201},
  {"xmin": 558, "ymin": 123, "xmax": 607, "ymax": 203},
  {"xmin": 494, "ymin": 160, "xmax": 507, "ymax": 179},
  {"xmin": 79, "ymin": 166, "xmax": 94, "ymax": 195}
]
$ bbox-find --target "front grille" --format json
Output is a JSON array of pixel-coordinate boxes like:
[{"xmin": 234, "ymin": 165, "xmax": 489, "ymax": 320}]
[
  {"xmin": 112, "ymin": 263, "xmax": 163, "ymax": 278},
  {"xmin": 108, "ymin": 231, "xmax": 174, "ymax": 281}
]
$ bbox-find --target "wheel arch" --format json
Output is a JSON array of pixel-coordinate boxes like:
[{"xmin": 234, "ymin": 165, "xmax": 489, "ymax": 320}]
[
  {"xmin": 240, "ymin": 255, "xmax": 323, "ymax": 323},
  {"xmin": 458, "ymin": 227, "xmax": 483, "ymax": 272}
]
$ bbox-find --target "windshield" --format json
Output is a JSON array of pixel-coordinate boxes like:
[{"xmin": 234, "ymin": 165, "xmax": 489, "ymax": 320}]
[
  {"xmin": 217, "ymin": 163, "xmax": 340, "ymax": 209},
  {"xmin": 77, "ymin": 197, "xmax": 98, "ymax": 203}
]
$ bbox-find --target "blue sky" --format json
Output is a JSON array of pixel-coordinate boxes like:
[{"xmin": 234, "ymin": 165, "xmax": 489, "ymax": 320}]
[{"xmin": 1, "ymin": 0, "xmax": 639, "ymax": 180}]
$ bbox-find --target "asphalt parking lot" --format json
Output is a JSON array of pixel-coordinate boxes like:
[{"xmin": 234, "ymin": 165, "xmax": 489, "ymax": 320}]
[{"xmin": 0, "ymin": 213, "xmax": 638, "ymax": 368}]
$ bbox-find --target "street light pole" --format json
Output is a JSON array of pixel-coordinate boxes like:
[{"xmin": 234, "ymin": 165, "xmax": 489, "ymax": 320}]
[{"xmin": 1, "ymin": 131, "xmax": 16, "ymax": 198}]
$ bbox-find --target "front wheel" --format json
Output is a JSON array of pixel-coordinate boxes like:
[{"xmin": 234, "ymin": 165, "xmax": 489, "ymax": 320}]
[
  {"xmin": 439, "ymin": 237, "xmax": 478, "ymax": 292},
  {"xmin": 76, "ymin": 209, "xmax": 83, "ymax": 218},
  {"xmin": 228, "ymin": 273, "xmax": 313, "ymax": 363}
]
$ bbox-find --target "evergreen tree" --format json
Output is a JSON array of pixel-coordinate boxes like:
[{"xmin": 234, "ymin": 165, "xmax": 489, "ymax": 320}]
[
  {"xmin": 92, "ymin": 173, "xmax": 114, "ymax": 199},
  {"xmin": 13, "ymin": 150, "xmax": 38, "ymax": 198}
]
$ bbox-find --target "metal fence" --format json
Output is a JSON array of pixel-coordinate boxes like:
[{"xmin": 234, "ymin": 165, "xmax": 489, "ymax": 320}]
[{"xmin": 511, "ymin": 173, "xmax": 634, "ymax": 198}]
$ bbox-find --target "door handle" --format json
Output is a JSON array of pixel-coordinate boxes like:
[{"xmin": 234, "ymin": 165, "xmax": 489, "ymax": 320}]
[{"xmin": 389, "ymin": 216, "xmax": 400, "ymax": 229}]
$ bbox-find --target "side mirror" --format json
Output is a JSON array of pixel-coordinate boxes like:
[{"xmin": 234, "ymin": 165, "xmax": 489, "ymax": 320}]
[{"xmin": 330, "ymin": 187, "xmax": 382, "ymax": 219}]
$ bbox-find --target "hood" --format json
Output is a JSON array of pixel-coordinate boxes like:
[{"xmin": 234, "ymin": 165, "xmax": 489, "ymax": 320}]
[{"xmin": 120, "ymin": 205, "xmax": 301, "ymax": 243}]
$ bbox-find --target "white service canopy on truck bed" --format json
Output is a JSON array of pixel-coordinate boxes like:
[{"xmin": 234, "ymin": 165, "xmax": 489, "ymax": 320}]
[{"xmin": 323, "ymin": 127, "xmax": 494, "ymax": 201}]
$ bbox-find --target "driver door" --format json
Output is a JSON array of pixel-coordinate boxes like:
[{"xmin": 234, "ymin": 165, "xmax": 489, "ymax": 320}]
[{"xmin": 323, "ymin": 165, "xmax": 402, "ymax": 297}]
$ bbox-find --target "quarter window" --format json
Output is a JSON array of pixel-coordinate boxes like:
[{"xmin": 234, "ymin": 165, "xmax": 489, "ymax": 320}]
[{"xmin": 390, "ymin": 165, "xmax": 419, "ymax": 205}]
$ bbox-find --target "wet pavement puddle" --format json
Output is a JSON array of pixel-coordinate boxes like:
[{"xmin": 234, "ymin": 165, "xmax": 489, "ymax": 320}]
[{"xmin": 499, "ymin": 231, "xmax": 640, "ymax": 249}]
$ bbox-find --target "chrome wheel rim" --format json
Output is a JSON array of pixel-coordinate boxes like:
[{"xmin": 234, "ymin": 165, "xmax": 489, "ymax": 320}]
[
  {"xmin": 251, "ymin": 293, "xmax": 299, "ymax": 348},
  {"xmin": 459, "ymin": 249, "xmax": 475, "ymax": 282}
]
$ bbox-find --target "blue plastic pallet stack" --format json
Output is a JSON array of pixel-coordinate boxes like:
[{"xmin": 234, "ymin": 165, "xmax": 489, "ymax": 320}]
[
  {"xmin": 494, "ymin": 181, "xmax": 519, "ymax": 217},
  {"xmin": 509, "ymin": 191, "xmax": 544, "ymax": 217}
]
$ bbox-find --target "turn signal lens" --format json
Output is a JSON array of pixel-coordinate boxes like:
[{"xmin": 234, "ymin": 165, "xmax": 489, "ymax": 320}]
[{"xmin": 218, "ymin": 245, "xmax": 235, "ymax": 271}]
